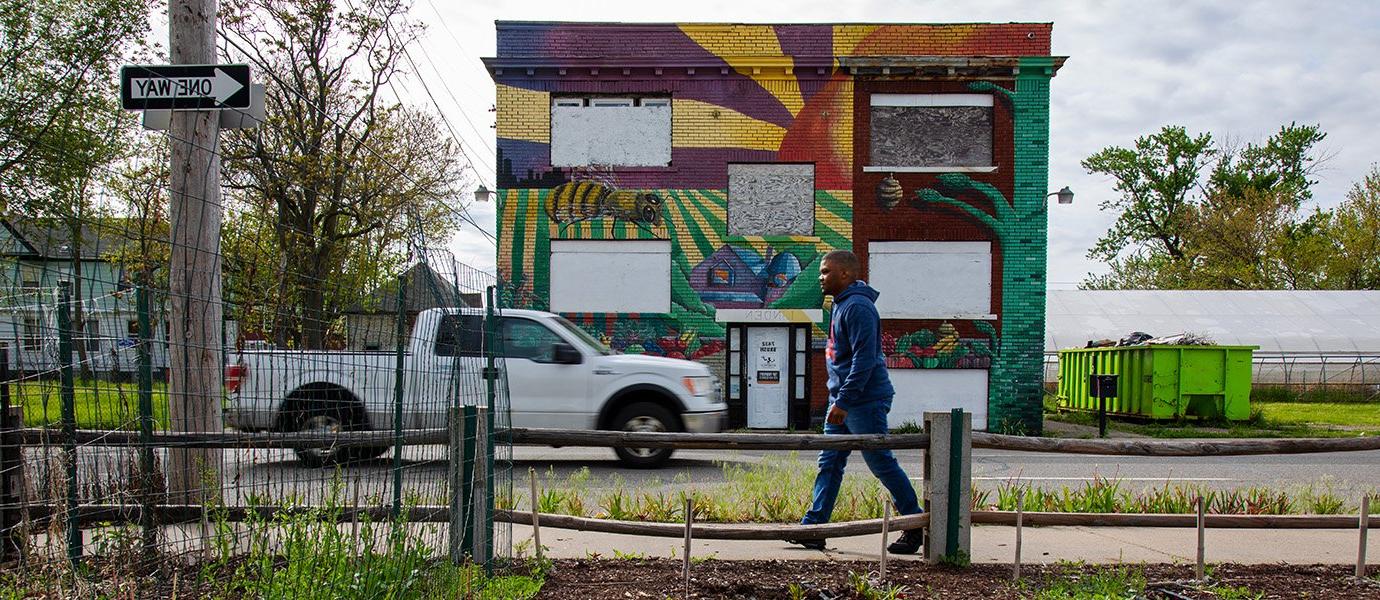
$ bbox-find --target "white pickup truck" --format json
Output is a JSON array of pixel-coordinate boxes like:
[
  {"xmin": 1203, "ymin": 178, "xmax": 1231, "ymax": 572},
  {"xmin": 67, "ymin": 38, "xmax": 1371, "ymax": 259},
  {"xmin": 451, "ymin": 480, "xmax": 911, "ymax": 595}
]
[{"xmin": 224, "ymin": 308, "xmax": 726, "ymax": 468}]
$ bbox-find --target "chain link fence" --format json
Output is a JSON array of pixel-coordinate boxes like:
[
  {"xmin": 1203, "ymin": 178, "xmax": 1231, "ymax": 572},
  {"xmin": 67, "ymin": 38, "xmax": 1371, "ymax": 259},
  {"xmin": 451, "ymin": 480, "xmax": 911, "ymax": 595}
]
[{"xmin": 0, "ymin": 217, "xmax": 513, "ymax": 592}]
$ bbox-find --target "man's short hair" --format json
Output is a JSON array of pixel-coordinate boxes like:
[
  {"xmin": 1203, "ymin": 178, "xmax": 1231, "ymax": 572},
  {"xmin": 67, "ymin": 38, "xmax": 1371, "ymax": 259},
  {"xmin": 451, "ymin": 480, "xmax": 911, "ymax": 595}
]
[{"xmin": 822, "ymin": 249, "xmax": 861, "ymax": 276}]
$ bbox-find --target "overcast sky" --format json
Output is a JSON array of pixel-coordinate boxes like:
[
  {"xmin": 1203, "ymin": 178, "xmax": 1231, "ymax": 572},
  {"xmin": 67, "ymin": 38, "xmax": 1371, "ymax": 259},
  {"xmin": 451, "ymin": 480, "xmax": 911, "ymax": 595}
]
[{"xmin": 409, "ymin": 0, "xmax": 1380, "ymax": 288}]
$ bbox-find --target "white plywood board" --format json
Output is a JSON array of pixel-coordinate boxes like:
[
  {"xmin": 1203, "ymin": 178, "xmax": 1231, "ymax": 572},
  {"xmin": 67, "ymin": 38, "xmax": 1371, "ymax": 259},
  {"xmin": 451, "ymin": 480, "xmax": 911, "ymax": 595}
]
[
  {"xmin": 888, "ymin": 369, "xmax": 988, "ymax": 431},
  {"xmin": 871, "ymin": 93, "xmax": 994, "ymax": 107},
  {"xmin": 868, "ymin": 241, "xmax": 992, "ymax": 319},
  {"xmin": 551, "ymin": 105, "xmax": 671, "ymax": 167},
  {"xmin": 549, "ymin": 240, "xmax": 671, "ymax": 313}
]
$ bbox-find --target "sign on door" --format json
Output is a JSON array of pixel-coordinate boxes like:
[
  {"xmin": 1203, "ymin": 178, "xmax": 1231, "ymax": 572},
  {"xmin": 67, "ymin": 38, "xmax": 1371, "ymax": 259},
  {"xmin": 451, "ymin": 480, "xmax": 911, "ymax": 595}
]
[{"xmin": 747, "ymin": 327, "xmax": 789, "ymax": 428}]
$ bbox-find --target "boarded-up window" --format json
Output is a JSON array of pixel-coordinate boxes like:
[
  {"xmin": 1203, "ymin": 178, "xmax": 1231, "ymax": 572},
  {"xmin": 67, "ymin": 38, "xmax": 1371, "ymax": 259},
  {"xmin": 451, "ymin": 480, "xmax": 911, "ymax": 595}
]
[
  {"xmin": 551, "ymin": 97, "xmax": 672, "ymax": 167},
  {"xmin": 550, "ymin": 240, "xmax": 671, "ymax": 313},
  {"xmin": 727, "ymin": 164, "xmax": 815, "ymax": 236},
  {"xmin": 869, "ymin": 94, "xmax": 993, "ymax": 168},
  {"xmin": 868, "ymin": 241, "xmax": 994, "ymax": 319}
]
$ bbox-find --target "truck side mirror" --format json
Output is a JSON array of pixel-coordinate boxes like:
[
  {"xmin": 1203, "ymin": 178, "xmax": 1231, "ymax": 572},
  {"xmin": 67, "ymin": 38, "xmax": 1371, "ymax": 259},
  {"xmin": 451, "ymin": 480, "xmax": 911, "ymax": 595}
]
[{"xmin": 552, "ymin": 342, "xmax": 583, "ymax": 365}]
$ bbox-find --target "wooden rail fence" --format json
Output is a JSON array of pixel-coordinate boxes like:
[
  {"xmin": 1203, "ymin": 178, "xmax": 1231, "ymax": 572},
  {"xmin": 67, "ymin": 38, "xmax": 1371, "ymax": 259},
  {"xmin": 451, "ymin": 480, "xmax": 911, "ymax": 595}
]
[{"xmin": 4, "ymin": 408, "xmax": 1380, "ymax": 568}]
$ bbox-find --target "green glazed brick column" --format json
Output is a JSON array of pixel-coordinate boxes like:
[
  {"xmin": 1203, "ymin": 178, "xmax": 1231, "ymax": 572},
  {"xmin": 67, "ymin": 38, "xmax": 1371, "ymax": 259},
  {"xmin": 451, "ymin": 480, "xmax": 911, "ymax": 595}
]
[{"xmin": 915, "ymin": 56, "xmax": 1055, "ymax": 434}]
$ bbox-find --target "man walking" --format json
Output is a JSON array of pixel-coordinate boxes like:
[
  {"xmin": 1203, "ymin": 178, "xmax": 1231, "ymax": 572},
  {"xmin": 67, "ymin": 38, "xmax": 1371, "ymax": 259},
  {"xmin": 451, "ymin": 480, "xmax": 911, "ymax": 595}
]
[{"xmin": 790, "ymin": 249, "xmax": 924, "ymax": 554}]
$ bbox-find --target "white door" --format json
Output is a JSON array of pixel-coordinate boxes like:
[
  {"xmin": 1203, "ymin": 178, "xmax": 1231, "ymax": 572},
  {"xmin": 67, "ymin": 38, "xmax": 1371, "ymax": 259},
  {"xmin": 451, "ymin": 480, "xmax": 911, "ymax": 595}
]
[
  {"xmin": 746, "ymin": 326, "xmax": 790, "ymax": 429},
  {"xmin": 500, "ymin": 317, "xmax": 589, "ymax": 429}
]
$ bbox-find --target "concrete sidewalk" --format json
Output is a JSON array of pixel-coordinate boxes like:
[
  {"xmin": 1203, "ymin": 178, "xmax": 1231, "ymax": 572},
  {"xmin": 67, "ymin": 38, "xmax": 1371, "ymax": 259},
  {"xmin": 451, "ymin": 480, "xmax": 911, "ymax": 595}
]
[{"xmin": 514, "ymin": 524, "xmax": 1379, "ymax": 566}]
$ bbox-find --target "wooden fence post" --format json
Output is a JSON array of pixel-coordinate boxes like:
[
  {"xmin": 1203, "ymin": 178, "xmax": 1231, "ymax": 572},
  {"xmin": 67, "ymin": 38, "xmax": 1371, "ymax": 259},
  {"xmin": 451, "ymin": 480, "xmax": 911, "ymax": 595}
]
[
  {"xmin": 683, "ymin": 495, "xmax": 693, "ymax": 597},
  {"xmin": 1359, "ymin": 494, "xmax": 1371, "ymax": 580},
  {"xmin": 923, "ymin": 409, "xmax": 971, "ymax": 564},
  {"xmin": 879, "ymin": 497, "xmax": 890, "ymax": 580},
  {"xmin": 471, "ymin": 406, "xmax": 490, "ymax": 568},
  {"xmin": 448, "ymin": 405, "xmax": 464, "ymax": 565},
  {"xmin": 1195, "ymin": 496, "xmax": 1206, "ymax": 581},
  {"xmin": 529, "ymin": 467, "xmax": 542, "ymax": 563},
  {"xmin": 1013, "ymin": 489, "xmax": 1024, "ymax": 580}
]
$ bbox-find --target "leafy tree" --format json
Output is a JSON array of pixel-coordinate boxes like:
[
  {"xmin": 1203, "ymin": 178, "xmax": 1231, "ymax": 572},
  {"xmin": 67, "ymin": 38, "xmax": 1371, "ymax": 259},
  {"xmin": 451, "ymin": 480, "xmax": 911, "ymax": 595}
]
[
  {"xmin": 0, "ymin": 0, "xmax": 150, "ymax": 209},
  {"xmin": 1325, "ymin": 166, "xmax": 1380, "ymax": 289},
  {"xmin": 1081, "ymin": 123, "xmax": 1334, "ymax": 289},
  {"xmin": 1208, "ymin": 123, "xmax": 1326, "ymax": 206},
  {"xmin": 1081, "ymin": 125, "xmax": 1215, "ymax": 269},
  {"xmin": 221, "ymin": 0, "xmax": 468, "ymax": 348}
]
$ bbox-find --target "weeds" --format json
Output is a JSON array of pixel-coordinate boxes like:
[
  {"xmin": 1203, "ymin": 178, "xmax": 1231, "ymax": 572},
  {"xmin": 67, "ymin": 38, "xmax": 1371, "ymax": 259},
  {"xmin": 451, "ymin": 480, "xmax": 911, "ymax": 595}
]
[
  {"xmin": 846, "ymin": 571, "xmax": 908, "ymax": 600},
  {"xmin": 1031, "ymin": 561, "xmax": 1146, "ymax": 599}
]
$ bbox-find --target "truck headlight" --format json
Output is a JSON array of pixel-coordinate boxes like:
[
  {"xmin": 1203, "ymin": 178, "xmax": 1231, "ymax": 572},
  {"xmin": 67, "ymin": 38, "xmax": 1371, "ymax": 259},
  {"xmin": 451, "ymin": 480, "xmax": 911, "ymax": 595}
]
[{"xmin": 682, "ymin": 376, "xmax": 714, "ymax": 397}]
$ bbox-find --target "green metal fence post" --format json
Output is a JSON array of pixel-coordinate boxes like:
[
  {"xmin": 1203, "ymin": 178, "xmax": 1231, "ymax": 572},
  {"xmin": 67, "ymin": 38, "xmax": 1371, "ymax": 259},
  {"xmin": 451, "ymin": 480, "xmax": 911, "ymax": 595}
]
[
  {"xmin": 136, "ymin": 285, "xmax": 156, "ymax": 555},
  {"xmin": 483, "ymin": 285, "xmax": 498, "ymax": 573},
  {"xmin": 946, "ymin": 408, "xmax": 963, "ymax": 560},
  {"xmin": 392, "ymin": 274, "xmax": 407, "ymax": 519},
  {"xmin": 57, "ymin": 282, "xmax": 79, "ymax": 563}
]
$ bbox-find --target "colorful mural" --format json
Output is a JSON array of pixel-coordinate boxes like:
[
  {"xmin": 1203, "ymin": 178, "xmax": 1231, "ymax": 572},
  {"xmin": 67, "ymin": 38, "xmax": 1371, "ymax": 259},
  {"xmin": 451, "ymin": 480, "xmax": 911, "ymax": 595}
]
[
  {"xmin": 488, "ymin": 22, "xmax": 1057, "ymax": 429},
  {"xmin": 881, "ymin": 323, "xmax": 995, "ymax": 370}
]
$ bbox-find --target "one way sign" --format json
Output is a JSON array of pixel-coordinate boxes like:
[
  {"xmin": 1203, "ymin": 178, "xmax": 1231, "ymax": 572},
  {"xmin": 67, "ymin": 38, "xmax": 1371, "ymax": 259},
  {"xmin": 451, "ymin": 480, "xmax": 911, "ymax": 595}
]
[{"xmin": 120, "ymin": 64, "xmax": 251, "ymax": 111}]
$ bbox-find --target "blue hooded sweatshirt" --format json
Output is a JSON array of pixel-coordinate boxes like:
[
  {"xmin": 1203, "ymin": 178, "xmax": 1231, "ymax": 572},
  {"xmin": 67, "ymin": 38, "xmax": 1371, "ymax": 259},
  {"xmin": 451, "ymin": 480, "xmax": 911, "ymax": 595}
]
[{"xmin": 826, "ymin": 280, "xmax": 894, "ymax": 410}]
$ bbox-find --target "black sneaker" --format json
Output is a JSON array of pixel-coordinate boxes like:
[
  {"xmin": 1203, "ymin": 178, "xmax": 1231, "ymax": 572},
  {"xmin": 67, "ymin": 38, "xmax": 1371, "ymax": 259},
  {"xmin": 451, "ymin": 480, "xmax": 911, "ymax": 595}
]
[
  {"xmin": 787, "ymin": 538, "xmax": 826, "ymax": 550},
  {"xmin": 887, "ymin": 529, "xmax": 924, "ymax": 555}
]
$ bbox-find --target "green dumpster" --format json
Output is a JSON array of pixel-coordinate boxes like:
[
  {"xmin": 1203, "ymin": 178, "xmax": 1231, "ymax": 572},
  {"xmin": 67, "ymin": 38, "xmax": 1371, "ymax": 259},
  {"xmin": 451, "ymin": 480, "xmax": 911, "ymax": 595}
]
[{"xmin": 1057, "ymin": 345, "xmax": 1257, "ymax": 420}]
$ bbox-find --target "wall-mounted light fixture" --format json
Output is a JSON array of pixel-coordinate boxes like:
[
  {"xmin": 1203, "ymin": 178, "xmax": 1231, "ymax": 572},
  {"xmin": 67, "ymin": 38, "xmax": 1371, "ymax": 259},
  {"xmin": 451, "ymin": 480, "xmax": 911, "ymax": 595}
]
[{"xmin": 1047, "ymin": 186, "xmax": 1074, "ymax": 204}]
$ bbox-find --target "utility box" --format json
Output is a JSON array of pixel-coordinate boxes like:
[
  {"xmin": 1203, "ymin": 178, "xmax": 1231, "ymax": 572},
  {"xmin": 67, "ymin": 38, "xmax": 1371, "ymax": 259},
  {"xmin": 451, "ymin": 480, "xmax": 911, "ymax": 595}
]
[{"xmin": 1057, "ymin": 345, "xmax": 1257, "ymax": 420}]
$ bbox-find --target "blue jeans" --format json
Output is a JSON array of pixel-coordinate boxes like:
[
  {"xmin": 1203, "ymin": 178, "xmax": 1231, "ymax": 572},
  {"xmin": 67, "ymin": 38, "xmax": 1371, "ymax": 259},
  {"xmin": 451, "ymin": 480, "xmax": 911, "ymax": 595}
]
[{"xmin": 801, "ymin": 399, "xmax": 922, "ymax": 525}]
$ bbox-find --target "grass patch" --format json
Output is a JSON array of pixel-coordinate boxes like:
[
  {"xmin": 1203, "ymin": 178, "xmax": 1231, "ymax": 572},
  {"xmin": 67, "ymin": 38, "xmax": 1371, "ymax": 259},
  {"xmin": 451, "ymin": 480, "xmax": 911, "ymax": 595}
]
[
  {"xmin": 532, "ymin": 454, "xmax": 887, "ymax": 524},
  {"xmin": 1046, "ymin": 409, "xmax": 1380, "ymax": 438},
  {"xmin": 8, "ymin": 379, "xmax": 172, "ymax": 429},
  {"xmin": 534, "ymin": 456, "xmax": 1380, "ymax": 522},
  {"xmin": 1252, "ymin": 385, "xmax": 1379, "ymax": 404},
  {"xmin": 1256, "ymin": 402, "xmax": 1380, "ymax": 427}
]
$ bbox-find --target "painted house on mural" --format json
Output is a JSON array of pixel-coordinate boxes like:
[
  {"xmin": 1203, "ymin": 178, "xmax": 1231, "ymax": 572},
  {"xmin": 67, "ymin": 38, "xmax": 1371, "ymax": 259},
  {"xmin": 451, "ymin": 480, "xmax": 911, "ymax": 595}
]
[{"xmin": 485, "ymin": 22, "xmax": 1063, "ymax": 433}]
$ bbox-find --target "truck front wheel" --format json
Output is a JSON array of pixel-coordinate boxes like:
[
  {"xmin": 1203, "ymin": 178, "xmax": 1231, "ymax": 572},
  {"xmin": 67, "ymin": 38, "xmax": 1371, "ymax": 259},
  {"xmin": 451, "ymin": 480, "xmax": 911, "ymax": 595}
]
[{"xmin": 612, "ymin": 402, "xmax": 678, "ymax": 468}]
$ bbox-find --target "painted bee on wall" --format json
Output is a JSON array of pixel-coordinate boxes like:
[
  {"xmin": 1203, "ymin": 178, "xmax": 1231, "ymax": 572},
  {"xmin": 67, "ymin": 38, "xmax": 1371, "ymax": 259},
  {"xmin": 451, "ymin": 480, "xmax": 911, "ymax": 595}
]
[{"xmin": 545, "ymin": 181, "xmax": 663, "ymax": 225}]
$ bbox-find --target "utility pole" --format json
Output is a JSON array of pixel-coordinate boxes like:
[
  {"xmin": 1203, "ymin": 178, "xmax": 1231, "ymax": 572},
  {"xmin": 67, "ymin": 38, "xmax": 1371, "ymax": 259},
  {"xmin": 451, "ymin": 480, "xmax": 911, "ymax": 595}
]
[{"xmin": 167, "ymin": 0, "xmax": 224, "ymax": 505}]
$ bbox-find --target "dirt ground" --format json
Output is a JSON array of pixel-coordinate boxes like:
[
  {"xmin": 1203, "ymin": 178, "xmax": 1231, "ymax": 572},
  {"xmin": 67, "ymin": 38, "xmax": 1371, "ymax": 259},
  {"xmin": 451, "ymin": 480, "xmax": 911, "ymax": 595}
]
[{"xmin": 536, "ymin": 559, "xmax": 1380, "ymax": 599}]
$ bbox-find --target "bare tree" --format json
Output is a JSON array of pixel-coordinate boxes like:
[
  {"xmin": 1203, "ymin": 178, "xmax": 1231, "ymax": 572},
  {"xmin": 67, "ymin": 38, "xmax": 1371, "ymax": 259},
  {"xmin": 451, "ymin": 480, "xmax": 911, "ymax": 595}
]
[{"xmin": 222, "ymin": 0, "xmax": 467, "ymax": 348}]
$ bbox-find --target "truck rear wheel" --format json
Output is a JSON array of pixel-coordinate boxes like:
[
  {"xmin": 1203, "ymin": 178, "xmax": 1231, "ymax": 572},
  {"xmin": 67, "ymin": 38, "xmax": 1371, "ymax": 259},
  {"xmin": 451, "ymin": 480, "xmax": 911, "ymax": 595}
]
[
  {"xmin": 291, "ymin": 402, "xmax": 378, "ymax": 467},
  {"xmin": 612, "ymin": 402, "xmax": 678, "ymax": 468}
]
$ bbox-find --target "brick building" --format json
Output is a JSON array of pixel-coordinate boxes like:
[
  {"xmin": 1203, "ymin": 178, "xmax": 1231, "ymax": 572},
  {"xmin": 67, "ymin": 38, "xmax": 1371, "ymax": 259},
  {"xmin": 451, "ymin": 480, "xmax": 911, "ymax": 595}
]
[{"xmin": 484, "ymin": 22, "xmax": 1064, "ymax": 433}]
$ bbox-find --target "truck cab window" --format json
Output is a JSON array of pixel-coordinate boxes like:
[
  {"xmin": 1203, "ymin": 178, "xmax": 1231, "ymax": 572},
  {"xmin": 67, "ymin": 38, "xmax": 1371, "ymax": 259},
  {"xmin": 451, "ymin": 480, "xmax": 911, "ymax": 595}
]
[
  {"xmin": 434, "ymin": 314, "xmax": 485, "ymax": 357},
  {"xmin": 500, "ymin": 318, "xmax": 563, "ymax": 362}
]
